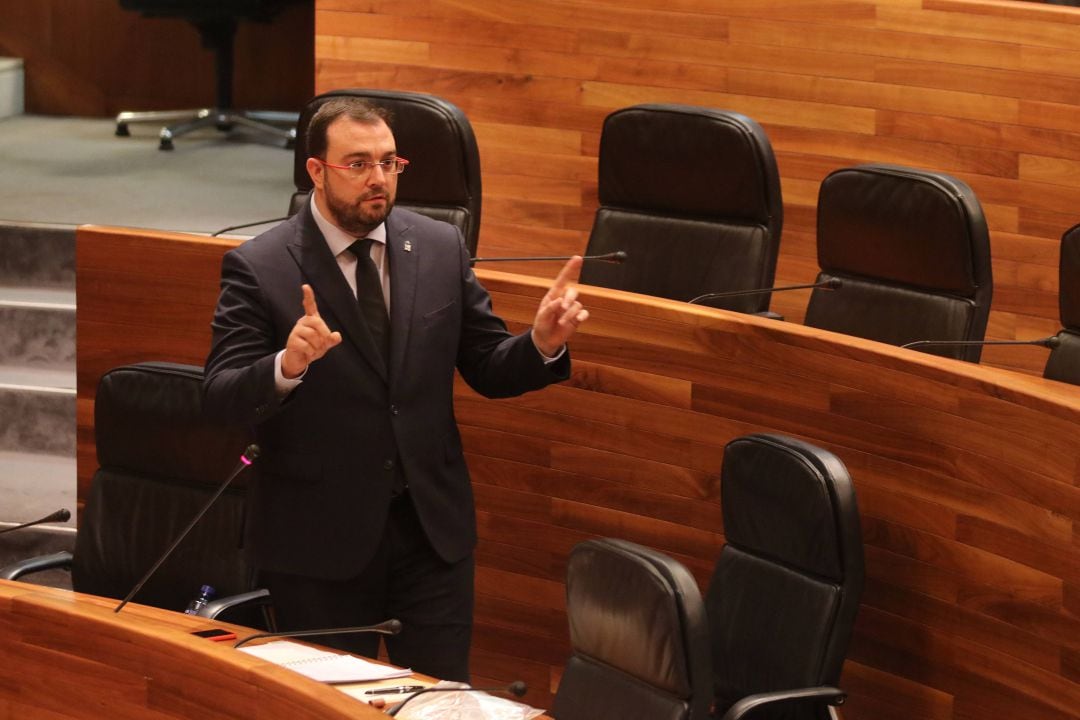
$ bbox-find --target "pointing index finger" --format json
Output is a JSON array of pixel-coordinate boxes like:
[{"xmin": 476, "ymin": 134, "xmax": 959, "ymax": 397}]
[{"xmin": 301, "ymin": 284, "xmax": 319, "ymax": 317}]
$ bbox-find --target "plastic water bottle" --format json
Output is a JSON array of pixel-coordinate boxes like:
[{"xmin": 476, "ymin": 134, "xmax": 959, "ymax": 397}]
[{"xmin": 184, "ymin": 584, "xmax": 215, "ymax": 615}]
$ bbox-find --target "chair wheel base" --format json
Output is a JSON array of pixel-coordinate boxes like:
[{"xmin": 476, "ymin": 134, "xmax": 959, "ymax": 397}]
[
  {"xmin": 115, "ymin": 123, "xmax": 130, "ymax": 137},
  {"xmin": 159, "ymin": 139, "xmax": 174, "ymax": 151}
]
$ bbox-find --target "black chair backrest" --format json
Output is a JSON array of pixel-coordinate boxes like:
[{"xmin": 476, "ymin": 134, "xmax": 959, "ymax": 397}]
[
  {"xmin": 552, "ymin": 538, "xmax": 713, "ymax": 720},
  {"xmin": 290, "ymin": 88, "xmax": 483, "ymax": 256},
  {"xmin": 706, "ymin": 434, "xmax": 864, "ymax": 720},
  {"xmin": 73, "ymin": 362, "xmax": 254, "ymax": 612},
  {"xmin": 805, "ymin": 163, "xmax": 993, "ymax": 362},
  {"xmin": 579, "ymin": 104, "xmax": 783, "ymax": 314},
  {"xmin": 1044, "ymin": 223, "xmax": 1080, "ymax": 384}
]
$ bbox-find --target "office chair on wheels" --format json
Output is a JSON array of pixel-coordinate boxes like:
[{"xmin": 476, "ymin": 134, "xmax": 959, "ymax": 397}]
[
  {"xmin": 579, "ymin": 104, "xmax": 784, "ymax": 315},
  {"xmin": 0, "ymin": 362, "xmax": 273, "ymax": 629},
  {"xmin": 114, "ymin": 0, "xmax": 301, "ymax": 150},
  {"xmin": 805, "ymin": 163, "xmax": 993, "ymax": 361}
]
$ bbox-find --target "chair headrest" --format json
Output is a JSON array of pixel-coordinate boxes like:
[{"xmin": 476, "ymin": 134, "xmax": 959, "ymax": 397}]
[
  {"xmin": 817, "ymin": 163, "xmax": 990, "ymax": 296},
  {"xmin": 720, "ymin": 434, "xmax": 861, "ymax": 583},
  {"xmin": 1060, "ymin": 223, "xmax": 1080, "ymax": 331},
  {"xmin": 598, "ymin": 104, "xmax": 782, "ymax": 225},
  {"xmin": 94, "ymin": 362, "xmax": 252, "ymax": 487}
]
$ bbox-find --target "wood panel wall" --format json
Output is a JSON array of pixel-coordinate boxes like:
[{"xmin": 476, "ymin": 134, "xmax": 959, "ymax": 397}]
[
  {"xmin": 76, "ymin": 225, "xmax": 1080, "ymax": 720},
  {"xmin": 314, "ymin": 0, "xmax": 1080, "ymax": 376},
  {"xmin": 0, "ymin": 0, "xmax": 313, "ymax": 116}
]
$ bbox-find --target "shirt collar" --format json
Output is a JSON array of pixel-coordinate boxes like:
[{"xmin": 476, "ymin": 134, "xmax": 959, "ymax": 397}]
[{"xmin": 309, "ymin": 194, "xmax": 387, "ymax": 257}]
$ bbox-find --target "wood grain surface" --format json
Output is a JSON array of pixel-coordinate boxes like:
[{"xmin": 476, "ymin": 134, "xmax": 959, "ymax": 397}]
[
  {"xmin": 313, "ymin": 0, "xmax": 1080, "ymax": 377},
  {"xmin": 75, "ymin": 224, "xmax": 1080, "ymax": 718}
]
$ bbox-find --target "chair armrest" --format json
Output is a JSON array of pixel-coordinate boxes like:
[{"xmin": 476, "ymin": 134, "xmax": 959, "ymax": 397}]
[
  {"xmin": 720, "ymin": 685, "xmax": 846, "ymax": 720},
  {"xmin": 199, "ymin": 588, "xmax": 272, "ymax": 621},
  {"xmin": 0, "ymin": 551, "xmax": 74, "ymax": 581}
]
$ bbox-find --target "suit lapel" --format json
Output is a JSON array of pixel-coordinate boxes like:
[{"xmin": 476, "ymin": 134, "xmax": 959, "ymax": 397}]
[
  {"xmin": 287, "ymin": 204, "xmax": 389, "ymax": 382},
  {"xmin": 386, "ymin": 211, "xmax": 418, "ymax": 384}
]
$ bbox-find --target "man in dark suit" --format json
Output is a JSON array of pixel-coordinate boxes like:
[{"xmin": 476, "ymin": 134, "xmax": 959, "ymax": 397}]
[{"xmin": 203, "ymin": 97, "xmax": 587, "ymax": 681}]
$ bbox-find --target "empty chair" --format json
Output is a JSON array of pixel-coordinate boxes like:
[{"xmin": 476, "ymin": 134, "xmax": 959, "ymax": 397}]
[
  {"xmin": 1044, "ymin": 222, "xmax": 1080, "ymax": 384},
  {"xmin": 0, "ymin": 362, "xmax": 270, "ymax": 626},
  {"xmin": 805, "ymin": 163, "xmax": 993, "ymax": 362},
  {"xmin": 289, "ymin": 88, "xmax": 483, "ymax": 256},
  {"xmin": 579, "ymin": 104, "xmax": 783, "ymax": 314},
  {"xmin": 707, "ymin": 433, "xmax": 863, "ymax": 720},
  {"xmin": 551, "ymin": 538, "xmax": 713, "ymax": 720},
  {"xmin": 114, "ymin": 1, "xmax": 301, "ymax": 150}
]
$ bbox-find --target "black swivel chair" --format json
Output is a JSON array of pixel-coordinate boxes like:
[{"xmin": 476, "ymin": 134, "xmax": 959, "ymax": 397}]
[
  {"xmin": 289, "ymin": 88, "xmax": 483, "ymax": 257},
  {"xmin": 805, "ymin": 163, "xmax": 993, "ymax": 362},
  {"xmin": 114, "ymin": 0, "xmax": 301, "ymax": 151},
  {"xmin": 579, "ymin": 104, "xmax": 784, "ymax": 315},
  {"xmin": 551, "ymin": 538, "xmax": 713, "ymax": 720},
  {"xmin": 1044, "ymin": 223, "xmax": 1080, "ymax": 384},
  {"xmin": 0, "ymin": 362, "xmax": 271, "ymax": 627},
  {"xmin": 707, "ymin": 433, "xmax": 863, "ymax": 720}
]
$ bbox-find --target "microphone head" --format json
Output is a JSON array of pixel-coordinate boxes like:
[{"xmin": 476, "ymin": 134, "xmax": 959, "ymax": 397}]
[
  {"xmin": 385, "ymin": 618, "xmax": 403, "ymax": 634},
  {"xmin": 243, "ymin": 444, "xmax": 261, "ymax": 462},
  {"xmin": 611, "ymin": 251, "xmax": 627, "ymax": 263},
  {"xmin": 1046, "ymin": 334, "xmax": 1062, "ymax": 349},
  {"xmin": 507, "ymin": 680, "xmax": 527, "ymax": 697},
  {"xmin": 55, "ymin": 508, "xmax": 71, "ymax": 522},
  {"xmin": 825, "ymin": 278, "xmax": 843, "ymax": 290}
]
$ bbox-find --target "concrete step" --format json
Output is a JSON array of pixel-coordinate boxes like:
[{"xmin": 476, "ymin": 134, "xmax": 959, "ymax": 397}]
[
  {"xmin": 0, "ymin": 449, "xmax": 76, "ymax": 528},
  {"xmin": 0, "ymin": 58, "xmax": 23, "ymax": 120},
  {"xmin": 0, "ymin": 222, "xmax": 75, "ymax": 289},
  {"xmin": 0, "ymin": 383, "xmax": 75, "ymax": 456},
  {"xmin": 0, "ymin": 289, "xmax": 76, "ymax": 371}
]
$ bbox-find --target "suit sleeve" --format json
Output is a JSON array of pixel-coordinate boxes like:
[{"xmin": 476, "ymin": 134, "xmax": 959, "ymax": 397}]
[
  {"xmin": 453, "ymin": 235, "xmax": 570, "ymax": 398},
  {"xmin": 202, "ymin": 248, "xmax": 286, "ymax": 426}
]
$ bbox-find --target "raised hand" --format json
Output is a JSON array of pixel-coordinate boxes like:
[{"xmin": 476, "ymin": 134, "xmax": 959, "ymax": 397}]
[
  {"xmin": 281, "ymin": 284, "xmax": 343, "ymax": 378},
  {"xmin": 532, "ymin": 256, "xmax": 589, "ymax": 357}
]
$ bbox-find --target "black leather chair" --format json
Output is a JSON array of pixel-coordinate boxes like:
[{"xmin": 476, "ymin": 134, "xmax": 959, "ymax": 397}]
[
  {"xmin": 551, "ymin": 538, "xmax": 713, "ymax": 720},
  {"xmin": 579, "ymin": 104, "xmax": 784, "ymax": 314},
  {"xmin": 114, "ymin": 0, "xmax": 301, "ymax": 150},
  {"xmin": 289, "ymin": 88, "xmax": 483, "ymax": 256},
  {"xmin": 0, "ymin": 362, "xmax": 271, "ymax": 627},
  {"xmin": 707, "ymin": 433, "xmax": 863, "ymax": 720},
  {"xmin": 1044, "ymin": 223, "xmax": 1080, "ymax": 384},
  {"xmin": 805, "ymin": 163, "xmax": 993, "ymax": 362}
]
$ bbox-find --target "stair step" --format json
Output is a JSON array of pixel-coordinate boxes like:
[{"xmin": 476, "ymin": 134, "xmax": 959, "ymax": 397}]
[
  {"xmin": 0, "ymin": 58, "xmax": 23, "ymax": 119},
  {"xmin": 0, "ymin": 222, "xmax": 75, "ymax": 289},
  {"xmin": 0, "ymin": 299, "xmax": 75, "ymax": 371},
  {"xmin": 0, "ymin": 386, "xmax": 75, "ymax": 455}
]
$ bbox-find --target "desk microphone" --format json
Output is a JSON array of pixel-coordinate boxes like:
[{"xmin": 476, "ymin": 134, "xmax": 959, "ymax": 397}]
[
  {"xmin": 114, "ymin": 444, "xmax": 260, "ymax": 614},
  {"xmin": 471, "ymin": 251, "xmax": 627, "ymax": 265},
  {"xmin": 210, "ymin": 216, "xmax": 290, "ymax": 237},
  {"xmin": 386, "ymin": 680, "xmax": 528, "ymax": 717},
  {"xmin": 900, "ymin": 335, "xmax": 1061, "ymax": 350},
  {"xmin": 688, "ymin": 278, "xmax": 842, "ymax": 305},
  {"xmin": 233, "ymin": 618, "xmax": 403, "ymax": 648},
  {"xmin": 0, "ymin": 508, "xmax": 71, "ymax": 535}
]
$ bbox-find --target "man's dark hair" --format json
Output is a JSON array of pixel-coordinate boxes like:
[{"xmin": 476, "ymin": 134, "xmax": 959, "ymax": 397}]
[{"xmin": 306, "ymin": 97, "xmax": 394, "ymax": 160}]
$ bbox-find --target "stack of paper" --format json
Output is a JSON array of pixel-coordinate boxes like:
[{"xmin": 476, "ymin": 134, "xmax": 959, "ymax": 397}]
[{"xmin": 240, "ymin": 640, "xmax": 412, "ymax": 684}]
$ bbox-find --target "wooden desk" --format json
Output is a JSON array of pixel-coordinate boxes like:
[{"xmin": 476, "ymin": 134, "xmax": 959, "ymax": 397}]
[
  {"xmin": 76, "ymin": 224, "xmax": 1080, "ymax": 718},
  {"xmin": 0, "ymin": 578, "xmax": 385, "ymax": 719}
]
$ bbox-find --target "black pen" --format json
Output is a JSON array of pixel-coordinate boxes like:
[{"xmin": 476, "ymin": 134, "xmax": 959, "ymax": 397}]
[{"xmin": 363, "ymin": 685, "xmax": 427, "ymax": 695}]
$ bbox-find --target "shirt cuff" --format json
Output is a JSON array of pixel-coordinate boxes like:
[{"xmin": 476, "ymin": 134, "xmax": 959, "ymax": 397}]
[
  {"xmin": 533, "ymin": 337, "xmax": 566, "ymax": 365},
  {"xmin": 274, "ymin": 349, "xmax": 306, "ymax": 395}
]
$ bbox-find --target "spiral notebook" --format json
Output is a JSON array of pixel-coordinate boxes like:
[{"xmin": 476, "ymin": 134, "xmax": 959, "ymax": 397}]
[{"xmin": 239, "ymin": 640, "xmax": 412, "ymax": 683}]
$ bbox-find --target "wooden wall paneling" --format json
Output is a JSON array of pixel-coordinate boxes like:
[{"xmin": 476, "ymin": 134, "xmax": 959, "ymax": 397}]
[
  {"xmin": 314, "ymin": 0, "xmax": 1080, "ymax": 376},
  {"xmin": 75, "ymin": 226, "xmax": 1080, "ymax": 718}
]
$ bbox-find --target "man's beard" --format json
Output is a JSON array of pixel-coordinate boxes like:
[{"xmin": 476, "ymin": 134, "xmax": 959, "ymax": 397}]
[{"xmin": 324, "ymin": 173, "xmax": 395, "ymax": 236}]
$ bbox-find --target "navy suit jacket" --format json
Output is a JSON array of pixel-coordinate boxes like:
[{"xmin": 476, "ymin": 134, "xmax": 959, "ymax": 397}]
[{"xmin": 204, "ymin": 203, "xmax": 569, "ymax": 579}]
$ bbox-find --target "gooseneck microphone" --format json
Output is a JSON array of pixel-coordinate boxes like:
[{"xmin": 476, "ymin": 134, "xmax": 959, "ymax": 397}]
[
  {"xmin": 114, "ymin": 444, "xmax": 260, "ymax": 614},
  {"xmin": 210, "ymin": 216, "xmax": 290, "ymax": 237},
  {"xmin": 386, "ymin": 680, "xmax": 528, "ymax": 717},
  {"xmin": 688, "ymin": 278, "xmax": 842, "ymax": 305},
  {"xmin": 234, "ymin": 618, "xmax": 403, "ymax": 648},
  {"xmin": 901, "ymin": 335, "xmax": 1061, "ymax": 350},
  {"xmin": 471, "ymin": 251, "xmax": 627, "ymax": 265},
  {"xmin": 0, "ymin": 508, "xmax": 71, "ymax": 535}
]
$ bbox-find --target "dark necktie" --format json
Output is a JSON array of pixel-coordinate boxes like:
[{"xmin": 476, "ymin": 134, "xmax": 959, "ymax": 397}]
[{"xmin": 349, "ymin": 238, "xmax": 390, "ymax": 363}]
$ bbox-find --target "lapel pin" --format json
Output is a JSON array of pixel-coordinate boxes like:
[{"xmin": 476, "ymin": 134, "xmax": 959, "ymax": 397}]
[{"xmin": 403, "ymin": 240, "xmax": 412, "ymax": 252}]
